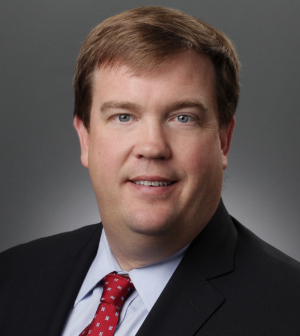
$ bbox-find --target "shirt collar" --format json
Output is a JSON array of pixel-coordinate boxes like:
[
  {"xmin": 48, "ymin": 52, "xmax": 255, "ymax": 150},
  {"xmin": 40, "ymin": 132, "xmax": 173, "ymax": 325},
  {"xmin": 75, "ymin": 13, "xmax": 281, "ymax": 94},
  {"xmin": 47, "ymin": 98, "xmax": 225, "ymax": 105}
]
[
  {"xmin": 74, "ymin": 229, "xmax": 123, "ymax": 306},
  {"xmin": 128, "ymin": 243, "xmax": 188, "ymax": 311},
  {"xmin": 74, "ymin": 228, "xmax": 188, "ymax": 311}
]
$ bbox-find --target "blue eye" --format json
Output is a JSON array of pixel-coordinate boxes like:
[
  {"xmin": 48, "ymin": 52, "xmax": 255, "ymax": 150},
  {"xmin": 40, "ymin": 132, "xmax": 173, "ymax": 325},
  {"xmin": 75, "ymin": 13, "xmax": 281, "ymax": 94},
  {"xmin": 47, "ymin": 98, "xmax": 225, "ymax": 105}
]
[
  {"xmin": 118, "ymin": 114, "xmax": 131, "ymax": 122},
  {"xmin": 177, "ymin": 115, "xmax": 191, "ymax": 123}
]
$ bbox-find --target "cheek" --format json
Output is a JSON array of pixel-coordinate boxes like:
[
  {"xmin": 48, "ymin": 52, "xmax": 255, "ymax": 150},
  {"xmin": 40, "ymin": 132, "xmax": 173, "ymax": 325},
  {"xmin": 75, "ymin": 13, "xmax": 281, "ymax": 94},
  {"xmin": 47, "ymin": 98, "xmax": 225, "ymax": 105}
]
[
  {"xmin": 177, "ymin": 135, "xmax": 223, "ymax": 184},
  {"xmin": 88, "ymin": 131, "xmax": 128, "ymax": 184},
  {"xmin": 177, "ymin": 135, "xmax": 216, "ymax": 167}
]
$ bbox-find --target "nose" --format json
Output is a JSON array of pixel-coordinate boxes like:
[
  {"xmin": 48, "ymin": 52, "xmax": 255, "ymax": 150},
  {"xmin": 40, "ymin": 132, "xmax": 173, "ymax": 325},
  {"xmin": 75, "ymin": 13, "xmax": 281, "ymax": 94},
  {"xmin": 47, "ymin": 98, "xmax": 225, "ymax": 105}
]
[{"xmin": 133, "ymin": 119, "xmax": 171, "ymax": 160}]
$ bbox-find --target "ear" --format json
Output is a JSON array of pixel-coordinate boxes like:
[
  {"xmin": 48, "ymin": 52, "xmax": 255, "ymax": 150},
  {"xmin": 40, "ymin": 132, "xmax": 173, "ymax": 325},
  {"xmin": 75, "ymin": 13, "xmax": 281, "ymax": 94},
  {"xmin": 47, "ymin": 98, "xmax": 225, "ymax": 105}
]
[
  {"xmin": 73, "ymin": 115, "xmax": 90, "ymax": 168},
  {"xmin": 219, "ymin": 116, "xmax": 235, "ymax": 170}
]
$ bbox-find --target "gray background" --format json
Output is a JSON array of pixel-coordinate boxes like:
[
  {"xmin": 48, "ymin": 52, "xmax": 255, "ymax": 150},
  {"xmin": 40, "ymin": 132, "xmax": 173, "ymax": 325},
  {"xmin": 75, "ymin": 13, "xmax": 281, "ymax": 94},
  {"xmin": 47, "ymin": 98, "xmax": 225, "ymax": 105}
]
[{"xmin": 1, "ymin": 0, "xmax": 299, "ymax": 260}]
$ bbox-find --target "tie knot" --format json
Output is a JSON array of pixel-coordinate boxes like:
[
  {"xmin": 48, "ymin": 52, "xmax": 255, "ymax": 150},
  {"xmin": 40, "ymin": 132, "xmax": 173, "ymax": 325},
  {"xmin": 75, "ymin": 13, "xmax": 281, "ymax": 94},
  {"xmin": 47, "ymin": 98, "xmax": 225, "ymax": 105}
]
[{"xmin": 101, "ymin": 273, "xmax": 134, "ymax": 309}]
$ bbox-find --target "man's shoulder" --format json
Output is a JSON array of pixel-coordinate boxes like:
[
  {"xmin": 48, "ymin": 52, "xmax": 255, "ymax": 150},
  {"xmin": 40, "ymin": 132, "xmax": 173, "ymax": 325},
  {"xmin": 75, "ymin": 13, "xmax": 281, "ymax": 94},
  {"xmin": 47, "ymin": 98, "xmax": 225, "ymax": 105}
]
[
  {"xmin": 231, "ymin": 216, "xmax": 300, "ymax": 290},
  {"xmin": 0, "ymin": 223, "xmax": 102, "ymax": 278},
  {"xmin": 233, "ymin": 217, "xmax": 300, "ymax": 268},
  {"xmin": 202, "ymin": 216, "xmax": 300, "ymax": 333}
]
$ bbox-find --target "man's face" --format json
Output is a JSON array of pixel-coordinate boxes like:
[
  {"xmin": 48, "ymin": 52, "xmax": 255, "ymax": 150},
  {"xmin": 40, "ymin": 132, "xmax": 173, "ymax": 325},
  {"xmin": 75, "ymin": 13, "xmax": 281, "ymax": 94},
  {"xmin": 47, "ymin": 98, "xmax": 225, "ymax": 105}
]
[{"xmin": 75, "ymin": 51, "xmax": 234, "ymax": 245}]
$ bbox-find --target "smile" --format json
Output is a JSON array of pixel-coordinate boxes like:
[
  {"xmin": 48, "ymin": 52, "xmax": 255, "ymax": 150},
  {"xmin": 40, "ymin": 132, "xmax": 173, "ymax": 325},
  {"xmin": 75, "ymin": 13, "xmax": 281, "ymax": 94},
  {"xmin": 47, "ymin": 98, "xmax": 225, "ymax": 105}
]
[{"xmin": 132, "ymin": 181, "xmax": 172, "ymax": 186}]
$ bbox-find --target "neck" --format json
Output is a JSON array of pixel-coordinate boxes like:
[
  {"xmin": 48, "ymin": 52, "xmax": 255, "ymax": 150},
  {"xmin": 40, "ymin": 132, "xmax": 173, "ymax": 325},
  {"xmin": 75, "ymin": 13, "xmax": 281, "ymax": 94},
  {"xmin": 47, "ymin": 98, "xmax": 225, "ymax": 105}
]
[
  {"xmin": 100, "ymin": 199, "xmax": 219, "ymax": 271},
  {"xmin": 104, "ymin": 224, "xmax": 203, "ymax": 272}
]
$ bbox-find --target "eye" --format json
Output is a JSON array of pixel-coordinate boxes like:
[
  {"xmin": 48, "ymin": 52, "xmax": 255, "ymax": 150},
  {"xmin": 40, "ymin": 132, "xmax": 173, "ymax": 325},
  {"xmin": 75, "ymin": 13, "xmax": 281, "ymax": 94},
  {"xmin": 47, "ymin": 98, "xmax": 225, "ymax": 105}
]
[
  {"xmin": 116, "ymin": 114, "xmax": 131, "ymax": 122},
  {"xmin": 175, "ymin": 115, "xmax": 194, "ymax": 123}
]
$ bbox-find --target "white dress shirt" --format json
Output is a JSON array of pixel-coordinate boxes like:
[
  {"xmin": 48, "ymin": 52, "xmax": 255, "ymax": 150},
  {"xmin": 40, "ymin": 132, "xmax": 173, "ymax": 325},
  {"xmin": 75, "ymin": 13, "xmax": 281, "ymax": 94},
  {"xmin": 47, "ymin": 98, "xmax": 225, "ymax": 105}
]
[{"xmin": 61, "ymin": 229, "xmax": 188, "ymax": 336}]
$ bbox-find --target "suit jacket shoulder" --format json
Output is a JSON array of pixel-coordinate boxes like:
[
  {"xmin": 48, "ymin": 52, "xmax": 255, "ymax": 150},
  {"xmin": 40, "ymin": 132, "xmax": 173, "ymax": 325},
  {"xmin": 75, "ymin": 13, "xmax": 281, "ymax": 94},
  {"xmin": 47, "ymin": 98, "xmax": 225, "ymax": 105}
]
[
  {"xmin": 207, "ymin": 217, "xmax": 300, "ymax": 335},
  {"xmin": 233, "ymin": 216, "xmax": 300, "ymax": 280},
  {"xmin": 0, "ymin": 223, "xmax": 102, "ymax": 336},
  {"xmin": 0, "ymin": 223, "xmax": 100, "ymax": 273}
]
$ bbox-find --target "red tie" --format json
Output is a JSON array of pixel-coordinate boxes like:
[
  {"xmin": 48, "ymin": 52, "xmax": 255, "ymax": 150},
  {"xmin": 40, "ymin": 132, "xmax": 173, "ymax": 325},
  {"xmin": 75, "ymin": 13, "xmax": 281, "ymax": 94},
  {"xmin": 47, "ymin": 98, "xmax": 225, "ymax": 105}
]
[{"xmin": 79, "ymin": 273, "xmax": 134, "ymax": 336}]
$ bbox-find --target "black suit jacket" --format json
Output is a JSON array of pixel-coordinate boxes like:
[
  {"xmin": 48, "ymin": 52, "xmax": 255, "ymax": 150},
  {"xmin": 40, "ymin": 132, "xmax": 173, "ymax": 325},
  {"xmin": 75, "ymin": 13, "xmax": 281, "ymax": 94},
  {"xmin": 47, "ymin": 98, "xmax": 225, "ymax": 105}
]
[{"xmin": 1, "ymin": 200, "xmax": 300, "ymax": 336}]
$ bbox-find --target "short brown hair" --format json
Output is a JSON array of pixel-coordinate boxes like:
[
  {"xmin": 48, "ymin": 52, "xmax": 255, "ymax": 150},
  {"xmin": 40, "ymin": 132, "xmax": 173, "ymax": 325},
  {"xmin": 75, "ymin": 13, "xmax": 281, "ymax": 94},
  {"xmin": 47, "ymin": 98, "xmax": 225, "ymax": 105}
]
[{"xmin": 74, "ymin": 6, "xmax": 240, "ymax": 129}]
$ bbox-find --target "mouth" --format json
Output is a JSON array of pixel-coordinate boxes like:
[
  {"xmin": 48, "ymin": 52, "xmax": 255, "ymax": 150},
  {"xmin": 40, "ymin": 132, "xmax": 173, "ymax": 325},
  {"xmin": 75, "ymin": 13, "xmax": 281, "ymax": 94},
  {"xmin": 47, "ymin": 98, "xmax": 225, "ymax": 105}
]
[
  {"xmin": 131, "ymin": 180, "xmax": 174, "ymax": 187},
  {"xmin": 129, "ymin": 176, "xmax": 176, "ymax": 187}
]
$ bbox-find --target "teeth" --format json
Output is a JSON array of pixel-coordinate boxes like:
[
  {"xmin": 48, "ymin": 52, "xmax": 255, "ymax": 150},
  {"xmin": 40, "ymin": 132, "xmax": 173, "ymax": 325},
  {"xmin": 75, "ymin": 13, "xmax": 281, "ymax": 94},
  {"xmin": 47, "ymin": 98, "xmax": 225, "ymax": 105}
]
[{"xmin": 133, "ymin": 180, "xmax": 171, "ymax": 186}]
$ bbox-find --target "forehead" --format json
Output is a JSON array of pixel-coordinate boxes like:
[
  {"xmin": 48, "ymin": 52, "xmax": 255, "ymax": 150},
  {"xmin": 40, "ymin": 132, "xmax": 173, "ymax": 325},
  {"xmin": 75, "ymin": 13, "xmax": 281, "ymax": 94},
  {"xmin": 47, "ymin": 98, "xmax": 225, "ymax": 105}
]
[{"xmin": 91, "ymin": 51, "xmax": 217, "ymax": 111}]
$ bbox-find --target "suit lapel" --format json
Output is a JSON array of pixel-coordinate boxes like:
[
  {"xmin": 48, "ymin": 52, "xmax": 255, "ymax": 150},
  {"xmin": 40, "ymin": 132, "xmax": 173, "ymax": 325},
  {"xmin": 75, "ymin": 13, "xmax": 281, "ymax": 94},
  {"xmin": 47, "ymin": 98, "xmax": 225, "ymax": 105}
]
[
  {"xmin": 136, "ymin": 259, "xmax": 225, "ymax": 336},
  {"xmin": 137, "ymin": 200, "xmax": 237, "ymax": 336},
  {"xmin": 21, "ymin": 224, "xmax": 102, "ymax": 336}
]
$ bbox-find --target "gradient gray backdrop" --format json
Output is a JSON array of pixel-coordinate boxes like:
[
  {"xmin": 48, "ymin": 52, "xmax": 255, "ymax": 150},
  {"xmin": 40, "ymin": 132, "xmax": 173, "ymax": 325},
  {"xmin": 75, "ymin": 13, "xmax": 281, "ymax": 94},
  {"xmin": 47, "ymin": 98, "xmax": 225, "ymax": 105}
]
[{"xmin": 1, "ymin": 0, "xmax": 299, "ymax": 261}]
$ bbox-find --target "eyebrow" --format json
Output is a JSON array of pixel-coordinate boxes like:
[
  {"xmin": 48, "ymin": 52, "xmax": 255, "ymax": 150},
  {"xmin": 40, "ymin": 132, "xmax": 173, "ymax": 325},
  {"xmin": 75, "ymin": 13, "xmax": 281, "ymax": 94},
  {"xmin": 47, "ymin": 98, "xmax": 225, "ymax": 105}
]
[
  {"xmin": 168, "ymin": 99, "xmax": 208, "ymax": 113},
  {"xmin": 100, "ymin": 99, "xmax": 208, "ymax": 114},
  {"xmin": 100, "ymin": 101, "xmax": 141, "ymax": 113}
]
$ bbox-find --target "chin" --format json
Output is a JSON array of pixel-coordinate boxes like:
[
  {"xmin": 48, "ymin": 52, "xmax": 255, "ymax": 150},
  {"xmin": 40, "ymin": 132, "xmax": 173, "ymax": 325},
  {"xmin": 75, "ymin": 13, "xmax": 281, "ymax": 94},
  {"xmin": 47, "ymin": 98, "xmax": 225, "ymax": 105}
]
[{"xmin": 124, "ymin": 210, "xmax": 179, "ymax": 237}]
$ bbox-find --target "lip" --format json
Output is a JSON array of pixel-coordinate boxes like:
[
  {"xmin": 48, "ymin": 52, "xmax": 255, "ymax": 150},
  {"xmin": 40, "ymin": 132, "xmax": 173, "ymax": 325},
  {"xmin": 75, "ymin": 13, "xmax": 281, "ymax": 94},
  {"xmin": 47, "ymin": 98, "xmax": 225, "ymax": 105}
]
[
  {"xmin": 130, "ymin": 176, "xmax": 174, "ymax": 182},
  {"xmin": 128, "ymin": 176, "xmax": 177, "ymax": 196}
]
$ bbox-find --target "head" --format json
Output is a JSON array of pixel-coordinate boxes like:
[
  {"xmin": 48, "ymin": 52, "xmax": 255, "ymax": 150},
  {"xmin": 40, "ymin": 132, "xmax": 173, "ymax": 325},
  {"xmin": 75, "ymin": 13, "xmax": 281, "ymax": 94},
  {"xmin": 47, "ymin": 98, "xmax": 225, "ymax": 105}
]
[
  {"xmin": 73, "ymin": 7, "xmax": 240, "ymax": 266},
  {"xmin": 74, "ymin": 6, "xmax": 240, "ymax": 130}
]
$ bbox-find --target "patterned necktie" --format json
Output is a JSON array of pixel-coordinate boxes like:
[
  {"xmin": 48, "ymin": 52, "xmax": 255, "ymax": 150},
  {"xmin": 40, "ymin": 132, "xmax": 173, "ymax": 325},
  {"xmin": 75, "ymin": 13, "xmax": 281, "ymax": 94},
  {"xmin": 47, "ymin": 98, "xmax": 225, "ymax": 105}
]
[{"xmin": 79, "ymin": 273, "xmax": 134, "ymax": 336}]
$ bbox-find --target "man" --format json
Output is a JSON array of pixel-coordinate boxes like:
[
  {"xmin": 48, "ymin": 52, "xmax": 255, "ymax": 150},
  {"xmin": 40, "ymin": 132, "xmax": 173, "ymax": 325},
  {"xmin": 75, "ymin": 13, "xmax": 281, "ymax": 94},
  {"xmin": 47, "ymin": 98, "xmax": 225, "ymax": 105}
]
[{"xmin": 0, "ymin": 6, "xmax": 299, "ymax": 336}]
